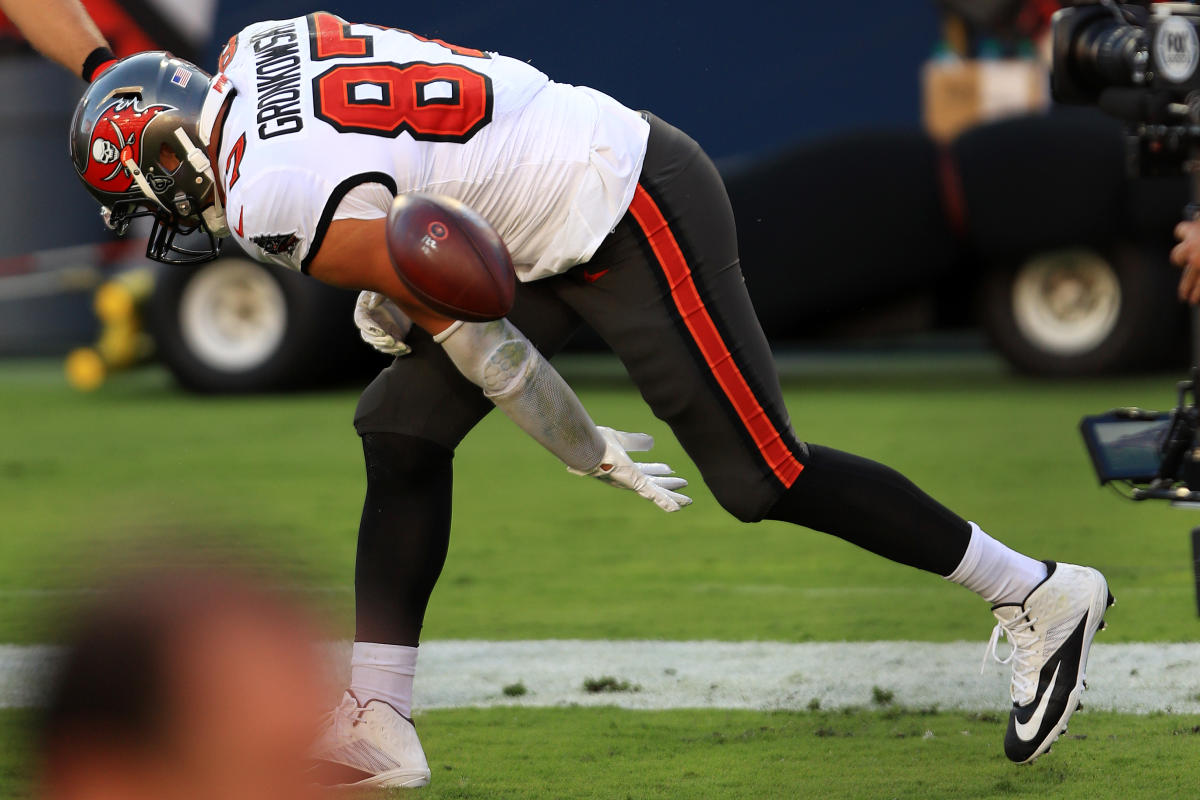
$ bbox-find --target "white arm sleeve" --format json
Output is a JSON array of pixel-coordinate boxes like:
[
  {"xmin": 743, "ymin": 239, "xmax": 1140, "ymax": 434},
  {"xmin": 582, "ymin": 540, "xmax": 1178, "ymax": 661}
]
[{"xmin": 438, "ymin": 319, "xmax": 606, "ymax": 472}]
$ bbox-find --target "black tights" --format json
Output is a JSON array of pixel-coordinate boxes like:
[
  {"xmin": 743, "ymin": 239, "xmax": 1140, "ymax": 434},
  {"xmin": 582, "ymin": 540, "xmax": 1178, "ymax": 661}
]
[
  {"xmin": 354, "ymin": 433, "xmax": 453, "ymax": 646},
  {"xmin": 764, "ymin": 444, "xmax": 971, "ymax": 577},
  {"xmin": 353, "ymin": 435, "xmax": 972, "ymax": 646}
]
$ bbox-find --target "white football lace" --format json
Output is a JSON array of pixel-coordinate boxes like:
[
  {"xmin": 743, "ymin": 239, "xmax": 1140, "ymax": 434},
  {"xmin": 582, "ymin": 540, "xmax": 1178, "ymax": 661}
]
[
  {"xmin": 318, "ymin": 697, "xmax": 370, "ymax": 745},
  {"xmin": 981, "ymin": 612, "xmax": 1041, "ymax": 704}
]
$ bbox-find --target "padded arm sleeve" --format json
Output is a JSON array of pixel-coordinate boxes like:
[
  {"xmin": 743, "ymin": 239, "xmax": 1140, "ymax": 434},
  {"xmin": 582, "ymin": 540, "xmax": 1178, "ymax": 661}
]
[{"xmin": 438, "ymin": 319, "xmax": 606, "ymax": 472}]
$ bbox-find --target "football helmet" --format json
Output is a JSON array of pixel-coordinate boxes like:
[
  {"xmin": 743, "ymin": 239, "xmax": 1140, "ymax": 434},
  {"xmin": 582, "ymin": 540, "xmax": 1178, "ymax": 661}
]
[{"xmin": 70, "ymin": 52, "xmax": 230, "ymax": 264}]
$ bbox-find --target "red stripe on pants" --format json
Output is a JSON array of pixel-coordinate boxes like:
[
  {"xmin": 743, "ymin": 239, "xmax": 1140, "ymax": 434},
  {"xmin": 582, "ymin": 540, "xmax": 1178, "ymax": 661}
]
[{"xmin": 626, "ymin": 184, "xmax": 804, "ymax": 487}]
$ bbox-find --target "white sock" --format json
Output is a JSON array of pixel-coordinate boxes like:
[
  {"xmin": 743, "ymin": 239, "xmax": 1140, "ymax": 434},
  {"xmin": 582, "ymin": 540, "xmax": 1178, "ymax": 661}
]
[
  {"xmin": 945, "ymin": 522, "xmax": 1048, "ymax": 605},
  {"xmin": 350, "ymin": 642, "xmax": 418, "ymax": 718}
]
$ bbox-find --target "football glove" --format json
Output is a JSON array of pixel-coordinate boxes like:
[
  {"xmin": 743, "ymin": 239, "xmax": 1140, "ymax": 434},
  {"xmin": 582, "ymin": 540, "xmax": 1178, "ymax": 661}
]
[
  {"xmin": 568, "ymin": 426, "xmax": 693, "ymax": 513},
  {"xmin": 354, "ymin": 291, "xmax": 412, "ymax": 356}
]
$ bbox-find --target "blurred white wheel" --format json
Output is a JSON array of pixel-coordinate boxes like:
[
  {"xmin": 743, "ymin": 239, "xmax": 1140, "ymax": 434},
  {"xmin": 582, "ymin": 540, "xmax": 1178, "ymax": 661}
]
[
  {"xmin": 981, "ymin": 244, "xmax": 1184, "ymax": 376},
  {"xmin": 1010, "ymin": 249, "xmax": 1122, "ymax": 357},
  {"xmin": 178, "ymin": 258, "xmax": 288, "ymax": 372}
]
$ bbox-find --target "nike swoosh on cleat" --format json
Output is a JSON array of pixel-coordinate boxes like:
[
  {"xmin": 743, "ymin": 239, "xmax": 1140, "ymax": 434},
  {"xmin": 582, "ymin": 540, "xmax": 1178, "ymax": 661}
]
[{"xmin": 1014, "ymin": 662, "xmax": 1060, "ymax": 742}]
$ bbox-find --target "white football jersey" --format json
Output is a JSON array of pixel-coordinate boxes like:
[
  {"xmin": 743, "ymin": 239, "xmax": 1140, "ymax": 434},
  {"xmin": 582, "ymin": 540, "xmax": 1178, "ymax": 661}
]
[{"xmin": 206, "ymin": 13, "xmax": 650, "ymax": 281}]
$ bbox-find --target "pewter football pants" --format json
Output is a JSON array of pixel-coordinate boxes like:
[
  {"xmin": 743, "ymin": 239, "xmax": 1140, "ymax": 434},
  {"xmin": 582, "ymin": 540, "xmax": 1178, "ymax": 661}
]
[{"xmin": 351, "ymin": 114, "xmax": 972, "ymax": 645}]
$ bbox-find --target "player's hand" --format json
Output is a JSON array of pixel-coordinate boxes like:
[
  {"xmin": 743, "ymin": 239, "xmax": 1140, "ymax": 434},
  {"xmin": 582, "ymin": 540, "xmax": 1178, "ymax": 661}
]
[
  {"xmin": 354, "ymin": 291, "xmax": 413, "ymax": 355},
  {"xmin": 1172, "ymin": 221, "xmax": 1200, "ymax": 305},
  {"xmin": 568, "ymin": 427, "xmax": 692, "ymax": 513}
]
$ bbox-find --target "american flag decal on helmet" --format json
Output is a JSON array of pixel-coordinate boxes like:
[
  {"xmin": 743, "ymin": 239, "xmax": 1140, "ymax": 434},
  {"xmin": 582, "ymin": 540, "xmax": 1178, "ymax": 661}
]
[{"xmin": 171, "ymin": 66, "xmax": 192, "ymax": 88}]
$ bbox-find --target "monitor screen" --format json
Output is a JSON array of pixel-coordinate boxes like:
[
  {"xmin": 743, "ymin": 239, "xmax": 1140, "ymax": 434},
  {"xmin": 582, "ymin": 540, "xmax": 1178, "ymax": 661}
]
[{"xmin": 1081, "ymin": 416, "xmax": 1172, "ymax": 482}]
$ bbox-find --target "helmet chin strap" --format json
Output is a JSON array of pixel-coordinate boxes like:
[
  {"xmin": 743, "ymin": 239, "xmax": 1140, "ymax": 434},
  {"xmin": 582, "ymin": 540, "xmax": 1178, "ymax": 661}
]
[
  {"xmin": 173, "ymin": 127, "xmax": 231, "ymax": 238},
  {"xmin": 123, "ymin": 152, "xmax": 169, "ymax": 214}
]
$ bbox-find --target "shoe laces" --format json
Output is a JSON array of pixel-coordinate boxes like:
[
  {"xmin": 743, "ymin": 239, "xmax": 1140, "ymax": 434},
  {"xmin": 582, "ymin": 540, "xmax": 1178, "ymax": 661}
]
[
  {"xmin": 320, "ymin": 696, "xmax": 370, "ymax": 742},
  {"xmin": 981, "ymin": 610, "xmax": 1041, "ymax": 704}
]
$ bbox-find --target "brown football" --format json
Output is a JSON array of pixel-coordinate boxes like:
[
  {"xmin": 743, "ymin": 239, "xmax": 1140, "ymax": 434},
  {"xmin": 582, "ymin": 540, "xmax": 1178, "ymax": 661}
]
[{"xmin": 385, "ymin": 193, "xmax": 516, "ymax": 322}]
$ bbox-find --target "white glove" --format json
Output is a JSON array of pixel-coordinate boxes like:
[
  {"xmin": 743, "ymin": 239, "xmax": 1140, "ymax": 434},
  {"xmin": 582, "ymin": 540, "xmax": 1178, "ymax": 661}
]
[
  {"xmin": 568, "ymin": 426, "xmax": 692, "ymax": 513},
  {"xmin": 354, "ymin": 291, "xmax": 413, "ymax": 356}
]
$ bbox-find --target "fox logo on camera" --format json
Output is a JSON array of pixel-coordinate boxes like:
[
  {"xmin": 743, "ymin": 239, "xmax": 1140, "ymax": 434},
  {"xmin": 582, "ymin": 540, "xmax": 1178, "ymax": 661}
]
[{"xmin": 1155, "ymin": 15, "xmax": 1199, "ymax": 84}]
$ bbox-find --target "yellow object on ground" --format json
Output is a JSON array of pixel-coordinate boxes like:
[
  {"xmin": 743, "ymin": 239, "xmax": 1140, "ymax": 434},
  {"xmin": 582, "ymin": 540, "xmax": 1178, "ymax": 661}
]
[
  {"xmin": 94, "ymin": 269, "xmax": 153, "ymax": 324},
  {"xmin": 64, "ymin": 347, "xmax": 107, "ymax": 392},
  {"xmin": 64, "ymin": 267, "xmax": 156, "ymax": 391}
]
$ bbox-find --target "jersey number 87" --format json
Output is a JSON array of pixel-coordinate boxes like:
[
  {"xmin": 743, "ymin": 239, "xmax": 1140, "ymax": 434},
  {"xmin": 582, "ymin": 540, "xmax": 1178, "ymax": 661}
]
[{"xmin": 308, "ymin": 12, "xmax": 494, "ymax": 143}]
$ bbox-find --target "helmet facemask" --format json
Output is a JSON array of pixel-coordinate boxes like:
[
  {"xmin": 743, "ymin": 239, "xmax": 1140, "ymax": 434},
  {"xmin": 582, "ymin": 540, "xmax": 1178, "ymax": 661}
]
[{"xmin": 102, "ymin": 126, "xmax": 228, "ymax": 265}]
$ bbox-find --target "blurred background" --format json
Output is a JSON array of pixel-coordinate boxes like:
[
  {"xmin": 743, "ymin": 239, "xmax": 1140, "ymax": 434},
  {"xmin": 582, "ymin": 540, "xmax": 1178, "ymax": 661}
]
[
  {"xmin": 5, "ymin": 5, "xmax": 1200, "ymax": 796},
  {"xmin": 2, "ymin": 0, "xmax": 1189, "ymax": 392}
]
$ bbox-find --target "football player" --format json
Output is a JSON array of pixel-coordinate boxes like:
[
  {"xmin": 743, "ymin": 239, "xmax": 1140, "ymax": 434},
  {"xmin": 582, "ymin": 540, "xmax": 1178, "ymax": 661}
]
[{"xmin": 69, "ymin": 14, "xmax": 1113, "ymax": 786}]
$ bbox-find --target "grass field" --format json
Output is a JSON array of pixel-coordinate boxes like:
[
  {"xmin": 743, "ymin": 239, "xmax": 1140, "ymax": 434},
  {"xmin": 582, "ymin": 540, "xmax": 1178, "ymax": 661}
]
[
  {"xmin": 3, "ymin": 706, "xmax": 1198, "ymax": 799},
  {"xmin": 349, "ymin": 708, "xmax": 1200, "ymax": 799},
  {"xmin": 2, "ymin": 355, "xmax": 1199, "ymax": 797}
]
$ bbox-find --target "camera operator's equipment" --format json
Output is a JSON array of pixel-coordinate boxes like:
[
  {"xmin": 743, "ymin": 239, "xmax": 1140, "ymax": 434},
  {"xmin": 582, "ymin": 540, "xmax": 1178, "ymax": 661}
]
[
  {"xmin": 1080, "ymin": 373, "xmax": 1200, "ymax": 497},
  {"xmin": 1080, "ymin": 372, "xmax": 1200, "ymax": 613},
  {"xmin": 1054, "ymin": 3, "xmax": 1200, "ymax": 613},
  {"xmin": 1080, "ymin": 410, "xmax": 1174, "ymax": 484},
  {"xmin": 1053, "ymin": 2, "xmax": 1200, "ymax": 358},
  {"xmin": 1052, "ymin": 2, "xmax": 1200, "ymax": 177}
]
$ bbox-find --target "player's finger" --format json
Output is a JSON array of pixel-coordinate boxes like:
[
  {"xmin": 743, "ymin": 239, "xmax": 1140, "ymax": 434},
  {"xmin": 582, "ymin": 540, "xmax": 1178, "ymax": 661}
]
[
  {"xmin": 613, "ymin": 430, "xmax": 654, "ymax": 452},
  {"xmin": 1176, "ymin": 221, "xmax": 1193, "ymax": 241},
  {"xmin": 640, "ymin": 486, "xmax": 680, "ymax": 512},
  {"xmin": 662, "ymin": 488, "xmax": 693, "ymax": 508},
  {"xmin": 651, "ymin": 476, "xmax": 688, "ymax": 492},
  {"xmin": 637, "ymin": 462, "xmax": 674, "ymax": 476}
]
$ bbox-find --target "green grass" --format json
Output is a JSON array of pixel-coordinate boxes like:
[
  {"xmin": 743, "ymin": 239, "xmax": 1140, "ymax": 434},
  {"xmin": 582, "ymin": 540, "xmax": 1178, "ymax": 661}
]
[
  {"xmin": 4, "ymin": 706, "xmax": 1200, "ymax": 799},
  {"xmin": 405, "ymin": 707, "xmax": 1200, "ymax": 799},
  {"xmin": 0, "ymin": 359, "xmax": 1197, "ymax": 644},
  {"xmin": 4, "ymin": 356, "xmax": 1200, "ymax": 798}
]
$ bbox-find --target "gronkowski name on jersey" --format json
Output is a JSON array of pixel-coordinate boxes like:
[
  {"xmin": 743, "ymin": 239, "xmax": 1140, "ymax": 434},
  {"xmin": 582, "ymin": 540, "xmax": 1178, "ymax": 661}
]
[{"xmin": 208, "ymin": 12, "xmax": 649, "ymax": 280}]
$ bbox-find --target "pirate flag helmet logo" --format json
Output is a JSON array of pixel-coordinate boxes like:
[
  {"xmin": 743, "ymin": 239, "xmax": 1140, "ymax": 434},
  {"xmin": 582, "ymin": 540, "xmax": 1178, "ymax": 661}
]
[{"xmin": 81, "ymin": 98, "xmax": 173, "ymax": 195}]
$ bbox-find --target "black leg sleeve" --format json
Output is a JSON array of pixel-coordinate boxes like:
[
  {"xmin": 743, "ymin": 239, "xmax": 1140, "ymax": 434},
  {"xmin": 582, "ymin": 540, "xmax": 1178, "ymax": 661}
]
[
  {"xmin": 765, "ymin": 444, "xmax": 972, "ymax": 576},
  {"xmin": 354, "ymin": 433, "xmax": 454, "ymax": 646}
]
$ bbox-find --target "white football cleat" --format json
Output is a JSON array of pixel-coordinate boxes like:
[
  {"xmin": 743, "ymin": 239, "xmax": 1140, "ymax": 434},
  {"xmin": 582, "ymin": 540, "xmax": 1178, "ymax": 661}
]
[
  {"xmin": 309, "ymin": 691, "xmax": 431, "ymax": 788},
  {"xmin": 982, "ymin": 561, "xmax": 1114, "ymax": 764}
]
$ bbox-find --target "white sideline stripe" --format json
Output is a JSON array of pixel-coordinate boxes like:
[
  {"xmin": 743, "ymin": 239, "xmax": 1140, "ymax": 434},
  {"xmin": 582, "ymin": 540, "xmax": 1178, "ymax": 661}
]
[{"xmin": 2, "ymin": 640, "xmax": 1198, "ymax": 714}]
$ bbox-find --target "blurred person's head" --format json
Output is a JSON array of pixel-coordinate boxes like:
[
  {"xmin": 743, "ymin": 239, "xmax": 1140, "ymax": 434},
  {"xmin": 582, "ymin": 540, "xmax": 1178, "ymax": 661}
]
[{"xmin": 35, "ymin": 568, "xmax": 330, "ymax": 800}]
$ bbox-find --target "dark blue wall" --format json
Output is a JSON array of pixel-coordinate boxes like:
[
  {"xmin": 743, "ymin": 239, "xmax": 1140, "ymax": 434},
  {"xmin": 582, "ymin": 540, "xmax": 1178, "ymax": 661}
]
[{"xmin": 209, "ymin": 1, "xmax": 938, "ymax": 160}]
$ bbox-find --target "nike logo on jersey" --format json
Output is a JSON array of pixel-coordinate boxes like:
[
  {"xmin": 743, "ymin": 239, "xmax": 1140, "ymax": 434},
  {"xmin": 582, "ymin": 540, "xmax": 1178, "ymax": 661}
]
[
  {"xmin": 234, "ymin": 207, "xmax": 244, "ymax": 237},
  {"xmin": 582, "ymin": 268, "xmax": 609, "ymax": 284},
  {"xmin": 1013, "ymin": 662, "xmax": 1060, "ymax": 742}
]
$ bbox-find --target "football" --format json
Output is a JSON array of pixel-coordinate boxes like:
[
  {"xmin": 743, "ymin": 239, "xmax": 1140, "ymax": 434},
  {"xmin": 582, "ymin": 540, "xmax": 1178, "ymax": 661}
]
[{"xmin": 385, "ymin": 193, "xmax": 516, "ymax": 322}]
